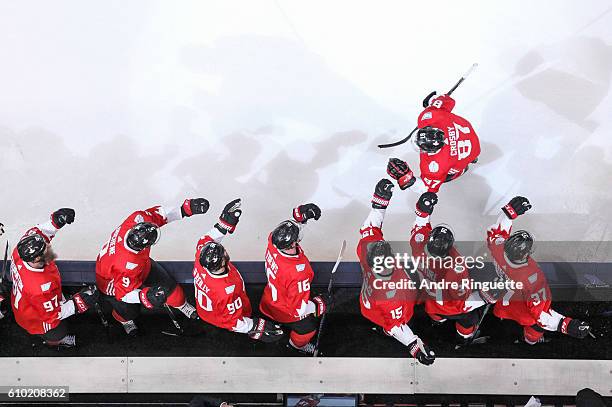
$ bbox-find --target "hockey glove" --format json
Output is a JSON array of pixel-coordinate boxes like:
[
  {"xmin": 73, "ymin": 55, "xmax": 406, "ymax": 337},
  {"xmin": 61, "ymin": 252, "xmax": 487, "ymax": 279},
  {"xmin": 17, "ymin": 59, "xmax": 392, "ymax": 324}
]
[
  {"xmin": 51, "ymin": 208, "xmax": 75, "ymax": 229},
  {"xmin": 72, "ymin": 285, "xmax": 99, "ymax": 314},
  {"xmin": 372, "ymin": 179, "xmax": 394, "ymax": 209},
  {"xmin": 415, "ymin": 192, "xmax": 438, "ymax": 218},
  {"xmin": 215, "ymin": 198, "xmax": 242, "ymax": 234},
  {"xmin": 293, "ymin": 203, "xmax": 321, "ymax": 224},
  {"xmin": 502, "ymin": 196, "xmax": 531, "ymax": 219},
  {"xmin": 558, "ymin": 317, "xmax": 591, "ymax": 339},
  {"xmin": 181, "ymin": 198, "xmax": 210, "ymax": 217},
  {"xmin": 139, "ymin": 286, "xmax": 169, "ymax": 309},
  {"xmin": 248, "ymin": 317, "xmax": 284, "ymax": 342},
  {"xmin": 312, "ymin": 294, "xmax": 332, "ymax": 317},
  {"xmin": 409, "ymin": 338, "xmax": 436, "ymax": 366},
  {"xmin": 387, "ymin": 158, "xmax": 416, "ymax": 190},
  {"xmin": 422, "ymin": 91, "xmax": 437, "ymax": 108}
]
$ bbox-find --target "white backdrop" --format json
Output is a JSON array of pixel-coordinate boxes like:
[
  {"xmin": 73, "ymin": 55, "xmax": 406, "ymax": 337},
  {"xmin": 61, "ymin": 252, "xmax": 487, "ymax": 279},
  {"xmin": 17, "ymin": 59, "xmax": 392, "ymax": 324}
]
[{"xmin": 1, "ymin": 1, "xmax": 611, "ymax": 261}]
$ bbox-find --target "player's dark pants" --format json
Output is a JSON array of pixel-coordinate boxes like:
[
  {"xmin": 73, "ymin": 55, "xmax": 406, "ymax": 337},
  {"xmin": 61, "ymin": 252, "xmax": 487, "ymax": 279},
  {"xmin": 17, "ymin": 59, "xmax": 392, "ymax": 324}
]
[
  {"xmin": 103, "ymin": 259, "xmax": 184, "ymax": 322},
  {"xmin": 39, "ymin": 320, "xmax": 69, "ymax": 343},
  {"xmin": 431, "ymin": 306, "xmax": 483, "ymax": 338},
  {"xmin": 282, "ymin": 315, "xmax": 319, "ymax": 347}
]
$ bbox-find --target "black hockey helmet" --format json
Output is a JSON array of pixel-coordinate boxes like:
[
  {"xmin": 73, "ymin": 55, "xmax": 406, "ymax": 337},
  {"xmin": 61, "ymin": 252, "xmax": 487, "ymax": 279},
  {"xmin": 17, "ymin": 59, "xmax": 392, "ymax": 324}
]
[
  {"xmin": 271, "ymin": 220, "xmax": 301, "ymax": 251},
  {"xmin": 366, "ymin": 240, "xmax": 394, "ymax": 277},
  {"xmin": 126, "ymin": 222, "xmax": 160, "ymax": 252},
  {"xmin": 426, "ymin": 224, "xmax": 454, "ymax": 257},
  {"xmin": 416, "ymin": 126, "xmax": 445, "ymax": 153},
  {"xmin": 17, "ymin": 234, "xmax": 47, "ymax": 262},
  {"xmin": 504, "ymin": 230, "xmax": 534, "ymax": 264},
  {"xmin": 199, "ymin": 241, "xmax": 228, "ymax": 275}
]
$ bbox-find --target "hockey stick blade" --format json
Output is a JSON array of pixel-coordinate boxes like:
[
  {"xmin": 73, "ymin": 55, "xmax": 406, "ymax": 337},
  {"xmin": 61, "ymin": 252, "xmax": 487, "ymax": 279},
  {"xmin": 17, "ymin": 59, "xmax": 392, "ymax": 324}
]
[
  {"xmin": 455, "ymin": 335, "xmax": 490, "ymax": 350},
  {"xmin": 378, "ymin": 127, "xmax": 417, "ymax": 149},
  {"xmin": 164, "ymin": 304, "xmax": 184, "ymax": 334}
]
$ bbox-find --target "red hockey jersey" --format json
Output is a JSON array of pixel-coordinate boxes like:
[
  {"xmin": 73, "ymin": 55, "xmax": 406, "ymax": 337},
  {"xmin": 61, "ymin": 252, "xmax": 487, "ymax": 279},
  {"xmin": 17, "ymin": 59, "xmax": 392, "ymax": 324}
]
[
  {"xmin": 95, "ymin": 206, "xmax": 171, "ymax": 301},
  {"xmin": 410, "ymin": 219, "xmax": 472, "ymax": 317},
  {"xmin": 417, "ymin": 94, "xmax": 480, "ymax": 192},
  {"xmin": 193, "ymin": 233, "xmax": 252, "ymax": 332},
  {"xmin": 357, "ymin": 222, "xmax": 417, "ymax": 333},
  {"xmin": 259, "ymin": 234, "xmax": 314, "ymax": 324},
  {"xmin": 10, "ymin": 223, "xmax": 64, "ymax": 335},
  {"xmin": 487, "ymin": 216, "xmax": 552, "ymax": 327}
]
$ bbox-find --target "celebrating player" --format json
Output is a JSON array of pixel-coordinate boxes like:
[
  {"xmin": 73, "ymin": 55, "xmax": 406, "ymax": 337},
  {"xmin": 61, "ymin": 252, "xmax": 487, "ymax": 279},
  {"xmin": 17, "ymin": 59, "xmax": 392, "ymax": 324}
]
[
  {"xmin": 193, "ymin": 198, "xmax": 283, "ymax": 342},
  {"xmin": 409, "ymin": 192, "xmax": 487, "ymax": 344},
  {"xmin": 259, "ymin": 203, "xmax": 329, "ymax": 355},
  {"xmin": 387, "ymin": 93, "xmax": 480, "ymax": 196},
  {"xmin": 10, "ymin": 209, "xmax": 99, "ymax": 348},
  {"xmin": 484, "ymin": 196, "xmax": 591, "ymax": 344},
  {"xmin": 358, "ymin": 179, "xmax": 435, "ymax": 365},
  {"xmin": 96, "ymin": 198, "xmax": 209, "ymax": 336}
]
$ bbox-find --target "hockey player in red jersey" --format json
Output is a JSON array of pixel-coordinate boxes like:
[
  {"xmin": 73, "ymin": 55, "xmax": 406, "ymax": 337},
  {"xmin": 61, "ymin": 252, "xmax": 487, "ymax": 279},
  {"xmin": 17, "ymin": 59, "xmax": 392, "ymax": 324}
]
[
  {"xmin": 193, "ymin": 198, "xmax": 283, "ymax": 342},
  {"xmin": 259, "ymin": 203, "xmax": 329, "ymax": 355},
  {"xmin": 96, "ymin": 198, "xmax": 209, "ymax": 336},
  {"xmin": 484, "ymin": 196, "xmax": 591, "ymax": 344},
  {"xmin": 409, "ymin": 192, "xmax": 487, "ymax": 343},
  {"xmin": 358, "ymin": 179, "xmax": 435, "ymax": 365},
  {"xmin": 386, "ymin": 94, "xmax": 480, "ymax": 196},
  {"xmin": 10, "ymin": 209, "xmax": 99, "ymax": 348}
]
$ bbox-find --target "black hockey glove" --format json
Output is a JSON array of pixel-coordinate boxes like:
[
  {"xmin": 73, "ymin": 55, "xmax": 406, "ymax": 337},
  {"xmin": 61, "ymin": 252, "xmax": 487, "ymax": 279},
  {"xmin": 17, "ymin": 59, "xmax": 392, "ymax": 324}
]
[
  {"xmin": 372, "ymin": 179, "xmax": 394, "ymax": 209},
  {"xmin": 558, "ymin": 317, "xmax": 591, "ymax": 339},
  {"xmin": 181, "ymin": 198, "xmax": 210, "ymax": 217},
  {"xmin": 51, "ymin": 208, "xmax": 75, "ymax": 229},
  {"xmin": 387, "ymin": 158, "xmax": 416, "ymax": 190},
  {"xmin": 139, "ymin": 286, "xmax": 169, "ymax": 309},
  {"xmin": 293, "ymin": 203, "xmax": 321, "ymax": 224},
  {"xmin": 72, "ymin": 285, "xmax": 99, "ymax": 314},
  {"xmin": 415, "ymin": 192, "xmax": 438, "ymax": 218},
  {"xmin": 248, "ymin": 317, "xmax": 284, "ymax": 342},
  {"xmin": 502, "ymin": 196, "xmax": 531, "ymax": 219},
  {"xmin": 422, "ymin": 91, "xmax": 437, "ymax": 108},
  {"xmin": 409, "ymin": 338, "xmax": 435, "ymax": 366},
  {"xmin": 215, "ymin": 199, "xmax": 242, "ymax": 235}
]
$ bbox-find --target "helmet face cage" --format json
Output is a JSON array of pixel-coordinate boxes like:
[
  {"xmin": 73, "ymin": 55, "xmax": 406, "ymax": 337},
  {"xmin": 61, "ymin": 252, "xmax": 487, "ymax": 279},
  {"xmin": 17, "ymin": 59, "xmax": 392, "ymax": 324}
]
[
  {"xmin": 199, "ymin": 242, "xmax": 227, "ymax": 274},
  {"xmin": 271, "ymin": 220, "xmax": 301, "ymax": 251},
  {"xmin": 126, "ymin": 222, "xmax": 160, "ymax": 252},
  {"xmin": 416, "ymin": 126, "xmax": 445, "ymax": 153},
  {"xmin": 366, "ymin": 240, "xmax": 394, "ymax": 277},
  {"xmin": 504, "ymin": 230, "xmax": 534, "ymax": 264},
  {"xmin": 426, "ymin": 223, "xmax": 455, "ymax": 258},
  {"xmin": 17, "ymin": 234, "xmax": 47, "ymax": 262}
]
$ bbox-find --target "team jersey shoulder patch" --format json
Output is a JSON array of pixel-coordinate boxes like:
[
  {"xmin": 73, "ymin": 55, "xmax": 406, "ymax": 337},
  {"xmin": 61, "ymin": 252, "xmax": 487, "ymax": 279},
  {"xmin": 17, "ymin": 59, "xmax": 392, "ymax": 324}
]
[
  {"xmin": 422, "ymin": 112, "xmax": 432, "ymax": 120},
  {"xmin": 225, "ymin": 285, "xmax": 235, "ymax": 295},
  {"xmin": 296, "ymin": 264, "xmax": 306, "ymax": 272},
  {"xmin": 134, "ymin": 214, "xmax": 144, "ymax": 223},
  {"xmin": 414, "ymin": 233, "xmax": 425, "ymax": 243},
  {"xmin": 40, "ymin": 282, "xmax": 52, "ymax": 292},
  {"xmin": 125, "ymin": 262, "xmax": 138, "ymax": 270}
]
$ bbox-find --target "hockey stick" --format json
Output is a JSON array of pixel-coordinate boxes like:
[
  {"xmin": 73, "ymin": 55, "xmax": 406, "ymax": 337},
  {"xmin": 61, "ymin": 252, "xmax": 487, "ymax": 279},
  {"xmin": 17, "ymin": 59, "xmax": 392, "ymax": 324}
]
[
  {"xmin": 94, "ymin": 302, "xmax": 113, "ymax": 344},
  {"xmin": 162, "ymin": 304, "xmax": 184, "ymax": 336},
  {"xmin": 313, "ymin": 239, "xmax": 347, "ymax": 357},
  {"xmin": 1, "ymin": 241, "xmax": 8, "ymax": 283},
  {"xmin": 378, "ymin": 63, "xmax": 479, "ymax": 149},
  {"xmin": 455, "ymin": 302, "xmax": 491, "ymax": 350}
]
